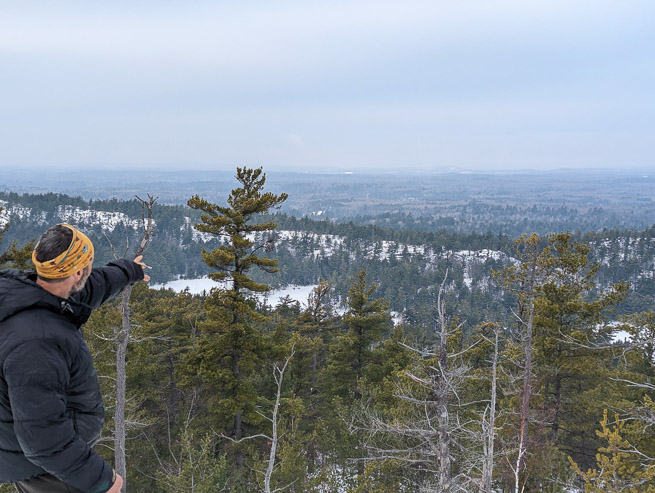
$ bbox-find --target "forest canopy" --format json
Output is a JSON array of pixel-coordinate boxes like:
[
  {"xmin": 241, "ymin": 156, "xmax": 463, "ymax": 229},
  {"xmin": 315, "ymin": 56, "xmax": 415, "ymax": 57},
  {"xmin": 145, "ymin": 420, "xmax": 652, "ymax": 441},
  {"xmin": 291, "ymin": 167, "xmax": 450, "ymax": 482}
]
[{"xmin": 1, "ymin": 168, "xmax": 655, "ymax": 492}]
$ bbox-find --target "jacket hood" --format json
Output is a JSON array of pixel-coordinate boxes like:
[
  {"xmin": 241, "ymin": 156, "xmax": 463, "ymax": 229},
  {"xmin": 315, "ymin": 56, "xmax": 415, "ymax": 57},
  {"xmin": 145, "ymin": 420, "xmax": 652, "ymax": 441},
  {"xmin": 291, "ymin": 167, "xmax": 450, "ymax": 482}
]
[{"xmin": 0, "ymin": 269, "xmax": 92, "ymax": 326}]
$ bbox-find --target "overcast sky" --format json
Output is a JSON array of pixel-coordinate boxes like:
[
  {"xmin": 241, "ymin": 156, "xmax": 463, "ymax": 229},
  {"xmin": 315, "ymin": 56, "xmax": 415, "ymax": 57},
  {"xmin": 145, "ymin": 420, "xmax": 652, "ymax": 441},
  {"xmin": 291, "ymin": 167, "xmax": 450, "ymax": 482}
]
[{"xmin": 1, "ymin": 1, "xmax": 654, "ymax": 172}]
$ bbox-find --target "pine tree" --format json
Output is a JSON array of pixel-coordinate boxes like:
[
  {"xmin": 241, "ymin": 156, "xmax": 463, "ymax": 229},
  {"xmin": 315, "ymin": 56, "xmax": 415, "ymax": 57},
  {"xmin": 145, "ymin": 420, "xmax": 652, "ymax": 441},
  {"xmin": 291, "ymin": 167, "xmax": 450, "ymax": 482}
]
[
  {"xmin": 492, "ymin": 233, "xmax": 545, "ymax": 492},
  {"xmin": 569, "ymin": 410, "xmax": 655, "ymax": 492},
  {"xmin": 186, "ymin": 167, "xmax": 287, "ymax": 469},
  {"xmin": 85, "ymin": 286, "xmax": 206, "ymax": 492},
  {"xmin": 534, "ymin": 232, "xmax": 629, "ymax": 470},
  {"xmin": 491, "ymin": 232, "xmax": 630, "ymax": 490},
  {"xmin": 0, "ymin": 206, "xmax": 34, "ymax": 269}
]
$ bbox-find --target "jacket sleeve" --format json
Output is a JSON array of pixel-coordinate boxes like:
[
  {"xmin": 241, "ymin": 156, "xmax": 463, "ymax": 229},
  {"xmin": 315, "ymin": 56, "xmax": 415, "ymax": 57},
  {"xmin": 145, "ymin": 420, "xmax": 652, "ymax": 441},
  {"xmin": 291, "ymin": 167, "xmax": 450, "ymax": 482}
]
[
  {"xmin": 4, "ymin": 339, "xmax": 115, "ymax": 493},
  {"xmin": 75, "ymin": 259, "xmax": 145, "ymax": 310}
]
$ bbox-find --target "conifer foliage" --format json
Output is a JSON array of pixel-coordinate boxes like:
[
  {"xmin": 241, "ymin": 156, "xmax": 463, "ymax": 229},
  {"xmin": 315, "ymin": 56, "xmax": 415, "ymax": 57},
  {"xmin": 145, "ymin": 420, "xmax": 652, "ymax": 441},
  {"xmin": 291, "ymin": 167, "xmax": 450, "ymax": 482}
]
[
  {"xmin": 0, "ymin": 206, "xmax": 33, "ymax": 269},
  {"xmin": 24, "ymin": 168, "xmax": 655, "ymax": 492},
  {"xmin": 569, "ymin": 410, "xmax": 655, "ymax": 492},
  {"xmin": 186, "ymin": 167, "xmax": 287, "ymax": 468},
  {"xmin": 188, "ymin": 166, "xmax": 288, "ymax": 297}
]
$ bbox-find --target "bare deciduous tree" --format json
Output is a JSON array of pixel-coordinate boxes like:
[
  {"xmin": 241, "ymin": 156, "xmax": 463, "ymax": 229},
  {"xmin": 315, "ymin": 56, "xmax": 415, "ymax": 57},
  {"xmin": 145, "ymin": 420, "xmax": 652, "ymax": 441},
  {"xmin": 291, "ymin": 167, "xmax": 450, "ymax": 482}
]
[
  {"xmin": 479, "ymin": 323, "xmax": 502, "ymax": 493},
  {"xmin": 350, "ymin": 271, "xmax": 487, "ymax": 492}
]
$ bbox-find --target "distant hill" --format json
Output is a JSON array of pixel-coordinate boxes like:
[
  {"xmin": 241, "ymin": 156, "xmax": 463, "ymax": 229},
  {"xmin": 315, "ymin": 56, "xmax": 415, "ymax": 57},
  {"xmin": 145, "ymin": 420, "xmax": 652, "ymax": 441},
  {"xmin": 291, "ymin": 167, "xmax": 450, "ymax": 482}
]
[
  {"xmin": 2, "ymin": 190, "xmax": 655, "ymax": 325},
  {"xmin": 1, "ymin": 167, "xmax": 655, "ymax": 235}
]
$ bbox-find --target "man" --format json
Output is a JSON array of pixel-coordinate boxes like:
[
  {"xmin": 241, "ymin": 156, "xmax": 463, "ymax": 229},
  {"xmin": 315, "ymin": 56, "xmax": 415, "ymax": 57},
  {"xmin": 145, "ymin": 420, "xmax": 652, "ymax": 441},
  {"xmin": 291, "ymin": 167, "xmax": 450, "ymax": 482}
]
[{"xmin": 0, "ymin": 223, "xmax": 149, "ymax": 492}]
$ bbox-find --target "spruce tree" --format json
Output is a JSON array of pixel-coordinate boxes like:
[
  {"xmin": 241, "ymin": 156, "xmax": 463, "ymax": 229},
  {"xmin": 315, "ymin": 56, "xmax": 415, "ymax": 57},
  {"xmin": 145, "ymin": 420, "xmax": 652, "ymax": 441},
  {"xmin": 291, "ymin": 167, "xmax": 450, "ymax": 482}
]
[
  {"xmin": 324, "ymin": 270, "xmax": 391, "ymax": 400},
  {"xmin": 295, "ymin": 281, "xmax": 340, "ymax": 391}
]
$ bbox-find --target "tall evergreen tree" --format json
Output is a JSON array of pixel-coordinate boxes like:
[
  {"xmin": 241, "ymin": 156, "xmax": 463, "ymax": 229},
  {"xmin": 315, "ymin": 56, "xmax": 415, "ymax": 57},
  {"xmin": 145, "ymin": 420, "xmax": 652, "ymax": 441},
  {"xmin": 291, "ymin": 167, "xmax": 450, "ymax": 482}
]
[
  {"xmin": 533, "ymin": 232, "xmax": 629, "ymax": 475},
  {"xmin": 295, "ymin": 281, "xmax": 340, "ymax": 392},
  {"xmin": 186, "ymin": 167, "xmax": 287, "ymax": 467}
]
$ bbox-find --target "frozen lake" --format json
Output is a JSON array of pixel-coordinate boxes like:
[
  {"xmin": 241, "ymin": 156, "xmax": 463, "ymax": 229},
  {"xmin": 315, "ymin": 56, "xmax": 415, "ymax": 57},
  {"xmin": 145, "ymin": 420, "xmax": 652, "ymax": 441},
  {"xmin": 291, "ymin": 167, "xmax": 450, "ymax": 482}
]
[
  {"xmin": 151, "ymin": 277, "xmax": 318, "ymax": 306},
  {"xmin": 152, "ymin": 278, "xmax": 402, "ymax": 323}
]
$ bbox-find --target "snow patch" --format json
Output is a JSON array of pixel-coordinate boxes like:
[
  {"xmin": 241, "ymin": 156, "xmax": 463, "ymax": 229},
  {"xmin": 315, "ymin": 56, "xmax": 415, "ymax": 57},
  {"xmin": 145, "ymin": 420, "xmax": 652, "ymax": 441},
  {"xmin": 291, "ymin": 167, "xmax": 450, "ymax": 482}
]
[
  {"xmin": 56, "ymin": 206, "xmax": 150, "ymax": 232},
  {"xmin": 151, "ymin": 277, "xmax": 227, "ymax": 294},
  {"xmin": 152, "ymin": 277, "xmax": 319, "ymax": 306},
  {"xmin": 0, "ymin": 200, "xmax": 38, "ymax": 226}
]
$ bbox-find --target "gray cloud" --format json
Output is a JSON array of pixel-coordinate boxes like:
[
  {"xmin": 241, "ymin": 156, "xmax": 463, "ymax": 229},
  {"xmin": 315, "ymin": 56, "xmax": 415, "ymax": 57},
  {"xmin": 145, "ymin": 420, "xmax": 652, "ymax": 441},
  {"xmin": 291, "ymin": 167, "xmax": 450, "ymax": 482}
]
[{"xmin": 1, "ymin": 0, "xmax": 654, "ymax": 170}]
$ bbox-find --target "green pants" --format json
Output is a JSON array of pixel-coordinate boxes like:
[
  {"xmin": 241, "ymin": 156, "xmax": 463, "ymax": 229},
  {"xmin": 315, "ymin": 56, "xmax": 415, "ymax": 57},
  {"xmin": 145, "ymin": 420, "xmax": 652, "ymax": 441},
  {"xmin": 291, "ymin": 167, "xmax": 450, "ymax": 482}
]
[{"xmin": 14, "ymin": 473, "xmax": 84, "ymax": 493}]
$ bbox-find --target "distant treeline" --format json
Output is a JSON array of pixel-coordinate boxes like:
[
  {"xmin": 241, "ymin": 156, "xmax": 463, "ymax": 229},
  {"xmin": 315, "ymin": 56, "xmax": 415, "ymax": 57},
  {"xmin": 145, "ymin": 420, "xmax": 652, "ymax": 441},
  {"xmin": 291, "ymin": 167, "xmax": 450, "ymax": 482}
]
[{"xmin": 2, "ymin": 191, "xmax": 655, "ymax": 321}]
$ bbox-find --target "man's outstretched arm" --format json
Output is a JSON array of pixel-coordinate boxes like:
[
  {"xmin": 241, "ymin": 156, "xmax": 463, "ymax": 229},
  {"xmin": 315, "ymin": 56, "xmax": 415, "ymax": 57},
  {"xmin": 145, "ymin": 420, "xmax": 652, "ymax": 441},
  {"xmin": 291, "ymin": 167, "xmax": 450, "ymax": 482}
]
[{"xmin": 75, "ymin": 258, "xmax": 146, "ymax": 309}]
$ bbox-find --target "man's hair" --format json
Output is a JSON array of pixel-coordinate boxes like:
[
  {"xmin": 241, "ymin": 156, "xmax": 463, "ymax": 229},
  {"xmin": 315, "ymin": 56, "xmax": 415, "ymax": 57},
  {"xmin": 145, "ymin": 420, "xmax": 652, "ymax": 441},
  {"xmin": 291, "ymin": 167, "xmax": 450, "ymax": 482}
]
[{"xmin": 35, "ymin": 224, "xmax": 74, "ymax": 283}]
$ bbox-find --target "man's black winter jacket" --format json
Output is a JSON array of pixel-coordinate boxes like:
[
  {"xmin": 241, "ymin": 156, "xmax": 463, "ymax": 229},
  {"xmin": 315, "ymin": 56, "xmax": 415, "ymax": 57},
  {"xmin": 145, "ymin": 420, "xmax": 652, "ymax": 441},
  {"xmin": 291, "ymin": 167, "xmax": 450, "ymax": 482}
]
[{"xmin": 0, "ymin": 260, "xmax": 144, "ymax": 492}]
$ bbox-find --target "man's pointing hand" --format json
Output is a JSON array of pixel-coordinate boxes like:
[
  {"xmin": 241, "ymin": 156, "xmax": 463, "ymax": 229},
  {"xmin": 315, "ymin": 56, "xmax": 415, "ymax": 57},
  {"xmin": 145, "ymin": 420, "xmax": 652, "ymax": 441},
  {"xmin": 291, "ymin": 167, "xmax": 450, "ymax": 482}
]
[{"xmin": 134, "ymin": 255, "xmax": 150, "ymax": 282}]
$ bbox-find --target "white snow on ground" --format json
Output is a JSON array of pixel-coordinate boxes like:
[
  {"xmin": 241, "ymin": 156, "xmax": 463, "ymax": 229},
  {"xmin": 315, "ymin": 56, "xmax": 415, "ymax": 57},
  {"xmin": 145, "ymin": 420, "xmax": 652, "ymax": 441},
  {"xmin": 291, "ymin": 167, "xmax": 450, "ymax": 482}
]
[
  {"xmin": 275, "ymin": 230, "xmax": 345, "ymax": 256},
  {"xmin": 179, "ymin": 223, "xmax": 347, "ymax": 253},
  {"xmin": 613, "ymin": 330, "xmax": 632, "ymax": 343},
  {"xmin": 603, "ymin": 321, "xmax": 634, "ymax": 343},
  {"xmin": 151, "ymin": 278, "xmax": 319, "ymax": 306},
  {"xmin": 0, "ymin": 200, "xmax": 149, "ymax": 232},
  {"xmin": 151, "ymin": 277, "xmax": 228, "ymax": 294},
  {"xmin": 454, "ymin": 249, "xmax": 506, "ymax": 261},
  {"xmin": 181, "ymin": 217, "xmax": 216, "ymax": 243},
  {"xmin": 390, "ymin": 310, "xmax": 404, "ymax": 325},
  {"xmin": 371, "ymin": 240, "xmax": 425, "ymax": 260},
  {"xmin": 0, "ymin": 207, "xmax": 8, "ymax": 229},
  {"xmin": 0, "ymin": 200, "xmax": 37, "ymax": 226},
  {"xmin": 261, "ymin": 284, "xmax": 318, "ymax": 306},
  {"xmin": 56, "ymin": 206, "xmax": 149, "ymax": 232},
  {"xmin": 2, "ymin": 199, "xmax": 511, "ymax": 276},
  {"xmin": 152, "ymin": 279, "xmax": 406, "ymax": 324}
]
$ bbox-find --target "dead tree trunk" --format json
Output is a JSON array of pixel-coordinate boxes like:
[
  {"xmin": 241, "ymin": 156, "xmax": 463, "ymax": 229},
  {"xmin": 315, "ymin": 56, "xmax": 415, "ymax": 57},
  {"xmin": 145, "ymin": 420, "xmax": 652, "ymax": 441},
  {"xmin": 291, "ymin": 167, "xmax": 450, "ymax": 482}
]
[
  {"xmin": 114, "ymin": 288, "xmax": 131, "ymax": 491},
  {"xmin": 217, "ymin": 348, "xmax": 295, "ymax": 493},
  {"xmin": 435, "ymin": 274, "xmax": 452, "ymax": 493},
  {"xmin": 514, "ymin": 299, "xmax": 534, "ymax": 493},
  {"xmin": 112, "ymin": 194, "xmax": 156, "ymax": 492},
  {"xmin": 264, "ymin": 349, "xmax": 294, "ymax": 493},
  {"xmin": 480, "ymin": 324, "xmax": 501, "ymax": 493},
  {"xmin": 350, "ymin": 269, "xmax": 481, "ymax": 492},
  {"xmin": 513, "ymin": 250, "xmax": 539, "ymax": 493},
  {"xmin": 493, "ymin": 233, "xmax": 542, "ymax": 493}
]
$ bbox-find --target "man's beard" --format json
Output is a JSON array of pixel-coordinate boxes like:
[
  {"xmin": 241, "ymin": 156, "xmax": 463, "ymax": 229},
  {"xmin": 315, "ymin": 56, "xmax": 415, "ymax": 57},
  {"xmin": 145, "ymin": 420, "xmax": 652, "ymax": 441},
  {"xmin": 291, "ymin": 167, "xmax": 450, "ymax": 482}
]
[{"xmin": 70, "ymin": 268, "xmax": 91, "ymax": 295}]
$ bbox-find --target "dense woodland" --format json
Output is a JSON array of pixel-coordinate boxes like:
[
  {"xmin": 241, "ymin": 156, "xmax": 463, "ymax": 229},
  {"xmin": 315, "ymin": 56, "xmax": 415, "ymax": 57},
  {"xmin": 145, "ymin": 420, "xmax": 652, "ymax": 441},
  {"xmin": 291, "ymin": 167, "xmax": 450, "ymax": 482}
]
[{"xmin": 2, "ymin": 168, "xmax": 655, "ymax": 491}]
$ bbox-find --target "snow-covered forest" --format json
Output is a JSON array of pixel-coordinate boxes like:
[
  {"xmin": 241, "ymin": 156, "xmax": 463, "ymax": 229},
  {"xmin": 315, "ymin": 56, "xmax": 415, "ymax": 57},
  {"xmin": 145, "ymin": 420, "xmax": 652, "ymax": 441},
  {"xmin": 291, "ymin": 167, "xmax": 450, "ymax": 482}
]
[{"xmin": 2, "ymin": 168, "xmax": 655, "ymax": 492}]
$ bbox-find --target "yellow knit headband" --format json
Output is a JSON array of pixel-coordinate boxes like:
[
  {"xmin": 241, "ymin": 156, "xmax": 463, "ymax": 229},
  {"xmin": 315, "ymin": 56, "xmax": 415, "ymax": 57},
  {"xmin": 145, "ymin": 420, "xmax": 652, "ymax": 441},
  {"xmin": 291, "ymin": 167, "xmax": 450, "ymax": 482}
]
[{"xmin": 32, "ymin": 224, "xmax": 95, "ymax": 279}]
